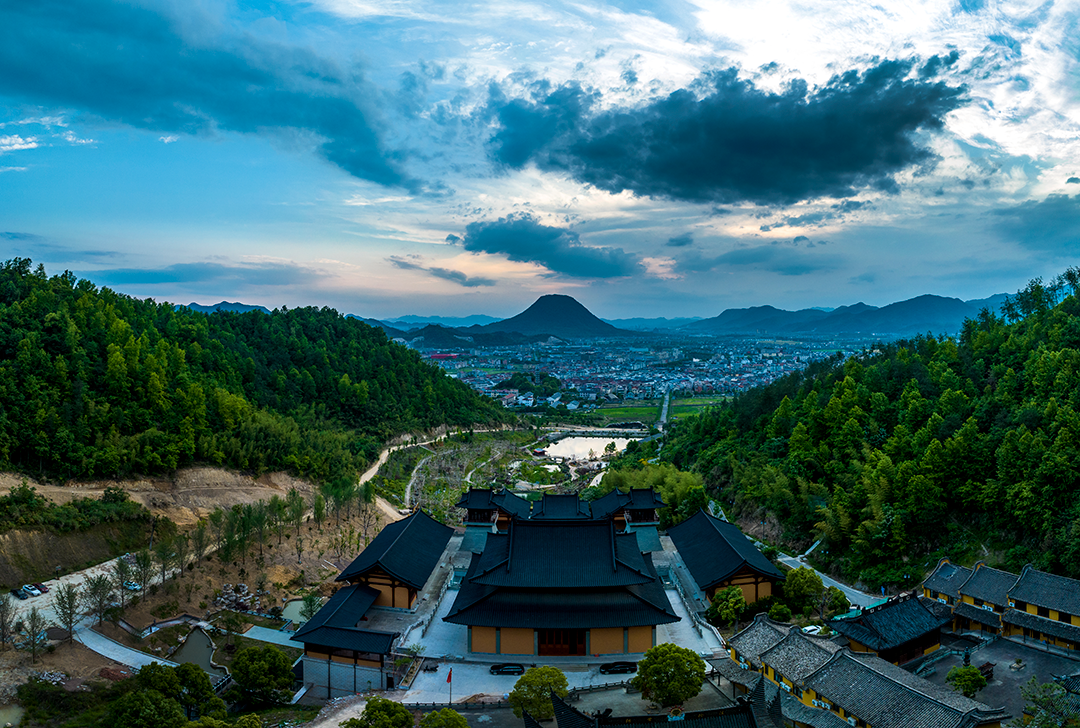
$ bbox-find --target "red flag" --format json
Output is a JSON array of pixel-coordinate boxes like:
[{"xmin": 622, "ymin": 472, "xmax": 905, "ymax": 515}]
[{"xmin": 447, "ymin": 668, "xmax": 452, "ymax": 683}]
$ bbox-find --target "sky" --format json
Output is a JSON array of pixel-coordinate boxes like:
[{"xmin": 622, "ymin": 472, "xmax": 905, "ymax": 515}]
[{"xmin": 2, "ymin": 0, "xmax": 1080, "ymax": 320}]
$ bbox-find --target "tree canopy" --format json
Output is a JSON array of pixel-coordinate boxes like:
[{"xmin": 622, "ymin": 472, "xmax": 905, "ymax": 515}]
[
  {"xmin": 508, "ymin": 666, "xmax": 569, "ymax": 720},
  {"xmin": 631, "ymin": 642, "xmax": 706, "ymax": 707},
  {"xmin": 946, "ymin": 665, "xmax": 987, "ymax": 699},
  {"xmin": 420, "ymin": 708, "xmax": 469, "ymax": 728},
  {"xmin": 0, "ymin": 258, "xmax": 508, "ymax": 485},
  {"xmin": 343, "ymin": 696, "xmax": 416, "ymax": 728},
  {"xmin": 664, "ymin": 271, "xmax": 1080, "ymax": 587},
  {"xmin": 226, "ymin": 644, "xmax": 295, "ymax": 706}
]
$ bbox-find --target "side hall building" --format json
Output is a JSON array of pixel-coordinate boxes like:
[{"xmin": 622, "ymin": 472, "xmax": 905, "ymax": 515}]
[
  {"xmin": 826, "ymin": 593, "xmax": 951, "ymax": 665},
  {"xmin": 923, "ymin": 559, "xmax": 1080, "ymax": 651},
  {"xmin": 293, "ymin": 509, "xmax": 453, "ymax": 698},
  {"xmin": 444, "ymin": 517, "xmax": 678, "ymax": 656},
  {"xmin": 723, "ymin": 614, "xmax": 1008, "ymax": 728},
  {"xmin": 334, "ymin": 508, "xmax": 453, "ymax": 609},
  {"xmin": 667, "ymin": 509, "xmax": 785, "ymax": 603}
]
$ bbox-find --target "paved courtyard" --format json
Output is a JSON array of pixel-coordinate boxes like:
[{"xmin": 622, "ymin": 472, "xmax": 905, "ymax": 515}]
[{"xmin": 919, "ymin": 637, "xmax": 1080, "ymax": 721}]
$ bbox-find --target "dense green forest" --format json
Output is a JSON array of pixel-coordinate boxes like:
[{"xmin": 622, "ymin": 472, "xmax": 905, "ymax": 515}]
[
  {"xmin": 664, "ymin": 272, "xmax": 1080, "ymax": 589},
  {"xmin": 0, "ymin": 259, "xmax": 508, "ymax": 484}
]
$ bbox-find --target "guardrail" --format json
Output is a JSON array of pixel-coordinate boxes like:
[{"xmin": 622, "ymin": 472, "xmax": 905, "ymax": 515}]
[
  {"xmin": 665, "ymin": 562, "xmax": 726, "ymax": 651},
  {"xmin": 401, "ymin": 701, "xmax": 511, "ymax": 710}
]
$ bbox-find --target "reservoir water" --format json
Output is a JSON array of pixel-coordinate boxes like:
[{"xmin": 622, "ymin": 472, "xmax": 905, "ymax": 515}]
[{"xmin": 544, "ymin": 436, "xmax": 635, "ymax": 459}]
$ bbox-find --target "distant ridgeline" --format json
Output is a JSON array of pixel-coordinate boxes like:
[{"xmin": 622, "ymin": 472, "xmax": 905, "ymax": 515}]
[
  {"xmin": 664, "ymin": 271, "xmax": 1080, "ymax": 588},
  {"xmin": 0, "ymin": 259, "xmax": 507, "ymax": 482}
]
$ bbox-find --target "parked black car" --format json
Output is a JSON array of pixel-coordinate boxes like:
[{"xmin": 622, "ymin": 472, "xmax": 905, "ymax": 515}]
[
  {"xmin": 489, "ymin": 663, "xmax": 526, "ymax": 675},
  {"xmin": 599, "ymin": 661, "xmax": 637, "ymax": 675},
  {"xmin": 9, "ymin": 588, "xmax": 28, "ymax": 600}
]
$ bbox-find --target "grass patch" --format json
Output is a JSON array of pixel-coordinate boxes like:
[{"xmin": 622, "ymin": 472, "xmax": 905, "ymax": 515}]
[
  {"xmin": 593, "ymin": 403, "xmax": 660, "ymax": 423},
  {"xmin": 213, "ymin": 634, "xmax": 303, "ymax": 670}
]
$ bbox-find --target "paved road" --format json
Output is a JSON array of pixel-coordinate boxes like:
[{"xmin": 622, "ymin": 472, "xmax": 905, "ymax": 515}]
[
  {"xmin": 659, "ymin": 388, "xmax": 671, "ymax": 429},
  {"xmin": 776, "ymin": 553, "xmax": 877, "ymax": 608},
  {"xmin": 245, "ymin": 625, "xmax": 301, "ymax": 647},
  {"xmin": 75, "ymin": 616, "xmax": 178, "ymax": 670}
]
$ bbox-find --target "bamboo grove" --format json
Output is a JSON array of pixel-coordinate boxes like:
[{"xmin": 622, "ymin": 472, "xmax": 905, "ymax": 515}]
[{"xmin": 0, "ymin": 259, "xmax": 508, "ymax": 484}]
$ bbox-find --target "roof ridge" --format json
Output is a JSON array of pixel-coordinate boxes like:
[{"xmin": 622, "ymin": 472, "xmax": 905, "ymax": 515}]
[
  {"xmin": 360, "ymin": 511, "xmax": 419, "ymax": 586},
  {"xmin": 295, "ymin": 584, "xmax": 373, "ymax": 636},
  {"xmin": 842, "ymin": 651, "xmax": 985, "ymax": 714}
]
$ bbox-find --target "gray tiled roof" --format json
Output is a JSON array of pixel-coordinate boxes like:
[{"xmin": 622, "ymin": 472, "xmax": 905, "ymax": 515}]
[
  {"xmin": 336, "ymin": 509, "xmax": 453, "ymax": 589},
  {"xmin": 729, "ymin": 614, "xmax": 794, "ymax": 666},
  {"xmin": 956, "ymin": 564, "xmax": 1019, "ymax": 606},
  {"xmin": 804, "ymin": 651, "xmax": 1009, "ymax": 728},
  {"xmin": 1008, "ymin": 565, "xmax": 1080, "ymax": 616},
  {"xmin": 454, "ymin": 487, "xmax": 532, "ymax": 518},
  {"xmin": 548, "ymin": 691, "xmax": 759, "ymax": 728},
  {"xmin": 923, "ymin": 559, "xmax": 973, "ymax": 601},
  {"xmin": 953, "ymin": 601, "xmax": 1002, "ymax": 629},
  {"xmin": 1002, "ymin": 609, "xmax": 1080, "ymax": 643},
  {"xmin": 1059, "ymin": 673, "xmax": 1080, "ymax": 694},
  {"xmin": 827, "ymin": 594, "xmax": 951, "ymax": 651},
  {"xmin": 760, "ymin": 630, "xmax": 842, "ymax": 683},
  {"xmin": 531, "ymin": 493, "xmax": 591, "ymax": 519},
  {"xmin": 920, "ymin": 596, "xmax": 956, "ymax": 621},
  {"xmin": 708, "ymin": 656, "xmax": 759, "ymax": 688},
  {"xmin": 291, "ymin": 583, "xmax": 397, "ymax": 654},
  {"xmin": 445, "ymin": 545, "xmax": 678, "ymax": 629},
  {"xmin": 740, "ymin": 671, "xmax": 852, "ymax": 728},
  {"xmin": 668, "ymin": 510, "xmax": 784, "ymax": 590},
  {"xmin": 470, "ymin": 519, "xmax": 653, "ymax": 588}
]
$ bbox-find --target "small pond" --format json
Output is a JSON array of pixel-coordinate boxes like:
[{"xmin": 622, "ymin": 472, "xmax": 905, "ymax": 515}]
[
  {"xmin": 544, "ymin": 436, "xmax": 636, "ymax": 459},
  {"xmin": 281, "ymin": 598, "xmax": 319, "ymax": 623},
  {"xmin": 171, "ymin": 627, "xmax": 227, "ymax": 677},
  {"xmin": 0, "ymin": 704, "xmax": 25, "ymax": 727}
]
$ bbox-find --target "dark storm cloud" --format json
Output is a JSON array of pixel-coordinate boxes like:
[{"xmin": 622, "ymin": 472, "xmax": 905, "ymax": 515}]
[
  {"xmin": 0, "ymin": 0, "xmax": 416, "ymax": 190},
  {"xmin": 993, "ymin": 194, "xmax": 1080, "ymax": 252},
  {"xmin": 666, "ymin": 234, "xmax": 694, "ymax": 247},
  {"xmin": 487, "ymin": 60, "xmax": 965, "ymax": 205},
  {"xmin": 449, "ymin": 213, "xmax": 639, "ymax": 278},
  {"xmin": 673, "ymin": 244, "xmax": 837, "ymax": 276},
  {"xmin": 89, "ymin": 261, "xmax": 328, "ymax": 287},
  {"xmin": 387, "ymin": 256, "xmax": 495, "ymax": 287}
]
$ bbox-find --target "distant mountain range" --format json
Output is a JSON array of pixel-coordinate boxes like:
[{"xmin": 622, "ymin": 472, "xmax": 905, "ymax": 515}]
[
  {"xmin": 183, "ymin": 300, "xmax": 271, "ymax": 314},
  {"xmin": 684, "ymin": 293, "xmax": 1010, "ymax": 336},
  {"xmin": 185, "ymin": 291, "xmax": 1012, "ymax": 343},
  {"xmin": 383, "ymin": 314, "xmax": 500, "ymax": 329},
  {"xmin": 603, "ymin": 316, "xmax": 703, "ymax": 331}
]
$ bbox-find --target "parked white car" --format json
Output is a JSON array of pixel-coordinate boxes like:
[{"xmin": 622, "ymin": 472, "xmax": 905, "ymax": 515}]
[
  {"xmin": 21, "ymin": 584, "xmax": 41, "ymax": 597},
  {"xmin": 802, "ymin": 625, "xmax": 824, "ymax": 635}
]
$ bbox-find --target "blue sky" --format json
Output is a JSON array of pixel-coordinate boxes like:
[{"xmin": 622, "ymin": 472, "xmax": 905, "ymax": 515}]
[{"xmin": 2, "ymin": 0, "xmax": 1080, "ymax": 319}]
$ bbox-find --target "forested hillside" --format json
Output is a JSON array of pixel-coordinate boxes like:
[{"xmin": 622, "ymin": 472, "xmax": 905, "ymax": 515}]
[
  {"xmin": 0, "ymin": 259, "xmax": 508, "ymax": 483},
  {"xmin": 665, "ymin": 272, "xmax": 1080, "ymax": 588}
]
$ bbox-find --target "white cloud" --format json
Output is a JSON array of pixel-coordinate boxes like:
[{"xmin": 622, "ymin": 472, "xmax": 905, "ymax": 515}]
[
  {"xmin": 159, "ymin": 135, "xmax": 179, "ymax": 144},
  {"xmin": 61, "ymin": 130, "xmax": 95, "ymax": 145},
  {"xmin": 0, "ymin": 135, "xmax": 38, "ymax": 153}
]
